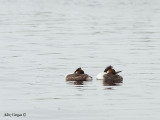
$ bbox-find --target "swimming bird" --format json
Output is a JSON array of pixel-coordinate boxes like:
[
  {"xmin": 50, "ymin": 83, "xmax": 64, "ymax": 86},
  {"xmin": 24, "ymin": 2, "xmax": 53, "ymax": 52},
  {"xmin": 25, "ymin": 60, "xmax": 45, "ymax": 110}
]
[
  {"xmin": 96, "ymin": 65, "xmax": 123, "ymax": 83},
  {"xmin": 66, "ymin": 67, "xmax": 92, "ymax": 81}
]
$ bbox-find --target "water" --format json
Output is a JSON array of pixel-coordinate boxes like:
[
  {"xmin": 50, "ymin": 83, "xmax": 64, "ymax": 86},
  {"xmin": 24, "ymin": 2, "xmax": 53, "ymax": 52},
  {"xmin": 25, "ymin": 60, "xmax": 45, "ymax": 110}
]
[{"xmin": 0, "ymin": 0, "xmax": 160, "ymax": 119}]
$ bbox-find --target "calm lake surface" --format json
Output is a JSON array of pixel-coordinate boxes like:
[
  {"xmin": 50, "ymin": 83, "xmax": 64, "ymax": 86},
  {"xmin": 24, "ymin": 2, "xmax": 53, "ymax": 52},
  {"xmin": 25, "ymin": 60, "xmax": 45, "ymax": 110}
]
[{"xmin": 0, "ymin": 0, "xmax": 160, "ymax": 120}]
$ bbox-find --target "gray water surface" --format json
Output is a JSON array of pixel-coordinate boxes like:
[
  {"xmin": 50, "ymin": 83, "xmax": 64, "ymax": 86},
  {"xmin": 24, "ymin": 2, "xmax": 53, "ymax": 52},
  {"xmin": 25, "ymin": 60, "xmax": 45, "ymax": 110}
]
[{"xmin": 0, "ymin": 0, "xmax": 160, "ymax": 120}]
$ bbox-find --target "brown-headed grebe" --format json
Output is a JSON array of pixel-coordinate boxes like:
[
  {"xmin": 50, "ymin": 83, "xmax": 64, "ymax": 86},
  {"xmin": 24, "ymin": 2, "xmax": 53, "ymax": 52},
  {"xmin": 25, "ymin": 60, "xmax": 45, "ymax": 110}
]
[
  {"xmin": 96, "ymin": 65, "xmax": 123, "ymax": 83},
  {"xmin": 66, "ymin": 67, "xmax": 92, "ymax": 81}
]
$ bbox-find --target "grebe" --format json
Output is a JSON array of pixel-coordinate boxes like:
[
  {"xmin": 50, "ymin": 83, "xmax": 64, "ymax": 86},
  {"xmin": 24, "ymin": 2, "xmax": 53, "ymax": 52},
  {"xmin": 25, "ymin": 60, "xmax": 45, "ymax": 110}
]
[
  {"xmin": 66, "ymin": 67, "xmax": 92, "ymax": 81},
  {"xmin": 96, "ymin": 65, "xmax": 123, "ymax": 83}
]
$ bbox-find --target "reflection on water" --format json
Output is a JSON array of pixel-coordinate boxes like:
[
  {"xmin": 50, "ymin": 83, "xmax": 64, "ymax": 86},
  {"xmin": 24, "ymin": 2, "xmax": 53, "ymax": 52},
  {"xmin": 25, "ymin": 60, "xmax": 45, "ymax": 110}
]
[
  {"xmin": 102, "ymin": 80, "xmax": 123, "ymax": 86},
  {"xmin": 104, "ymin": 87, "xmax": 114, "ymax": 90},
  {"xmin": 96, "ymin": 79, "xmax": 123, "ymax": 86},
  {"xmin": 66, "ymin": 80, "xmax": 123, "ymax": 86},
  {"xmin": 66, "ymin": 80, "xmax": 92, "ymax": 86}
]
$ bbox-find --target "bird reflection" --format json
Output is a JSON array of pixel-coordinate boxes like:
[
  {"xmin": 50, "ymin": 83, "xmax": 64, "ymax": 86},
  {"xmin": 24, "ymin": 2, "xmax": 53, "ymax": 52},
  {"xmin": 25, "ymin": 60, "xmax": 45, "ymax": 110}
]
[
  {"xmin": 73, "ymin": 81, "xmax": 84, "ymax": 85},
  {"xmin": 104, "ymin": 87, "xmax": 113, "ymax": 90},
  {"xmin": 66, "ymin": 80, "xmax": 91, "ymax": 87},
  {"xmin": 103, "ymin": 80, "xmax": 123, "ymax": 86}
]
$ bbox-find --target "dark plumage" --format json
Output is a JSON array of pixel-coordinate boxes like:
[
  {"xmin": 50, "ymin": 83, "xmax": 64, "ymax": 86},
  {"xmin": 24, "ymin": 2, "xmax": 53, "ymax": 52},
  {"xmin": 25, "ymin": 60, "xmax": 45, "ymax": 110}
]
[
  {"xmin": 103, "ymin": 73, "xmax": 123, "ymax": 84},
  {"xmin": 103, "ymin": 65, "xmax": 123, "ymax": 84},
  {"xmin": 104, "ymin": 65, "xmax": 113, "ymax": 72},
  {"xmin": 66, "ymin": 68, "xmax": 92, "ymax": 81},
  {"xmin": 74, "ymin": 67, "xmax": 84, "ymax": 74},
  {"xmin": 66, "ymin": 74, "xmax": 91, "ymax": 81}
]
